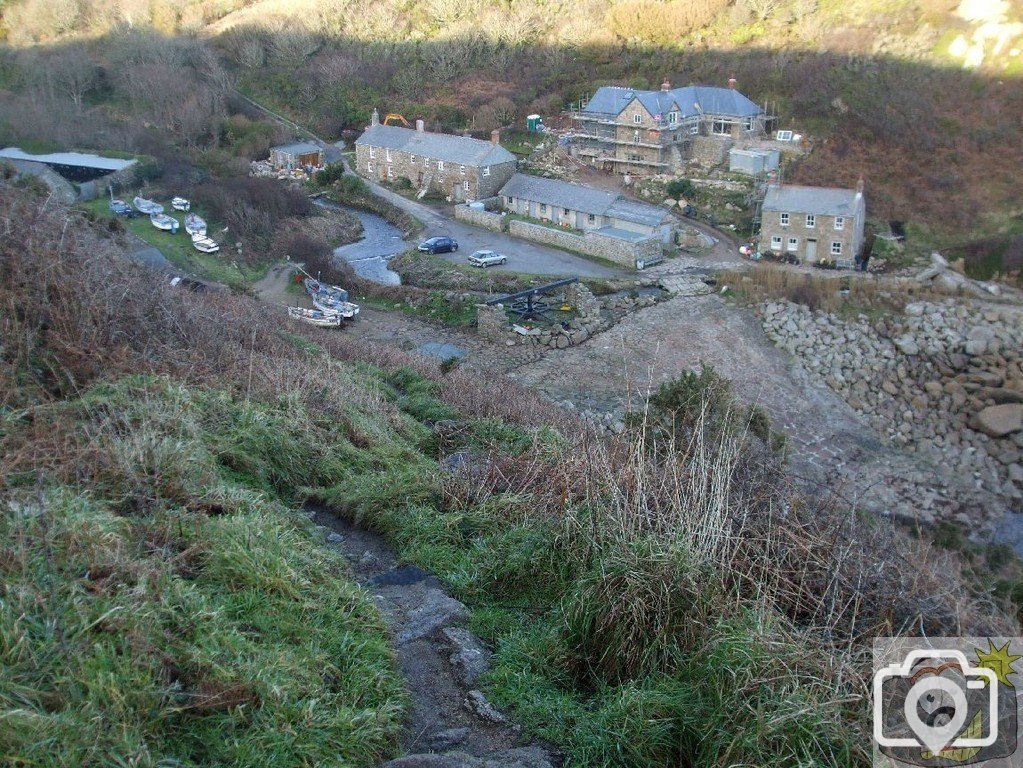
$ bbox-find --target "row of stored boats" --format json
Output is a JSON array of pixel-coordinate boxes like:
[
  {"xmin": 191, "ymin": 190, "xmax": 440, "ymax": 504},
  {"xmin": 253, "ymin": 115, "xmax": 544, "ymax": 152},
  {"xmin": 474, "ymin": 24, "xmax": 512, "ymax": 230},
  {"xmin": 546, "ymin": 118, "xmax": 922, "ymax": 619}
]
[
  {"xmin": 111, "ymin": 196, "xmax": 221, "ymax": 254},
  {"xmin": 287, "ymin": 278, "xmax": 360, "ymax": 328}
]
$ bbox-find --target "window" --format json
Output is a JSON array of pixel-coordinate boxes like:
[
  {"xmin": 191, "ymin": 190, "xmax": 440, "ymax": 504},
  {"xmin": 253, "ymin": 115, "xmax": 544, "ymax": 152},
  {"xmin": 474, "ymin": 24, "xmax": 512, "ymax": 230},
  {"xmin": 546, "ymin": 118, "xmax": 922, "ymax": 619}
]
[
  {"xmin": 780, "ymin": 212, "xmax": 789, "ymax": 227},
  {"xmin": 771, "ymin": 236, "xmax": 782, "ymax": 250},
  {"xmin": 688, "ymin": 124, "xmax": 699, "ymax": 135},
  {"xmin": 410, "ymin": 154, "xmax": 416, "ymax": 164},
  {"xmin": 459, "ymin": 165, "xmax": 466, "ymax": 176},
  {"xmin": 834, "ymin": 216, "xmax": 844, "ymax": 231},
  {"xmin": 668, "ymin": 111, "xmax": 678, "ymax": 125},
  {"xmin": 787, "ymin": 237, "xmax": 798, "ymax": 252},
  {"xmin": 386, "ymin": 165, "xmax": 393, "ymax": 179},
  {"xmin": 744, "ymin": 116, "xmax": 755, "ymax": 131},
  {"xmin": 633, "ymin": 114, "xmax": 642, "ymax": 124},
  {"xmin": 712, "ymin": 119, "xmax": 730, "ymax": 135},
  {"xmin": 831, "ymin": 241, "xmax": 842, "ymax": 255},
  {"xmin": 588, "ymin": 213, "xmax": 596, "ymax": 224},
  {"xmin": 482, "ymin": 166, "xmax": 491, "ymax": 177},
  {"xmin": 464, "ymin": 180, "xmax": 470, "ymax": 192},
  {"xmin": 540, "ymin": 203, "xmax": 547, "ymax": 214},
  {"xmin": 385, "ymin": 149, "xmax": 391, "ymax": 162},
  {"xmin": 369, "ymin": 146, "xmax": 376, "ymax": 159},
  {"xmin": 366, "ymin": 161, "xmax": 373, "ymax": 173},
  {"xmin": 673, "ymin": 131, "xmax": 682, "ymax": 142},
  {"xmin": 805, "ymin": 214, "xmax": 815, "ymax": 228},
  {"xmin": 437, "ymin": 161, "xmax": 444, "ymax": 171}
]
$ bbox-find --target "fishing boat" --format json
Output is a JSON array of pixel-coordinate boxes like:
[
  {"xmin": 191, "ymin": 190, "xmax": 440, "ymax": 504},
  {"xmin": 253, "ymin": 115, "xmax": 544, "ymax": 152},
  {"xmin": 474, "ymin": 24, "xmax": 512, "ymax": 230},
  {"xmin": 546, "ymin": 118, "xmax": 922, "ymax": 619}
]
[
  {"xmin": 150, "ymin": 213, "xmax": 179, "ymax": 233},
  {"xmin": 184, "ymin": 213, "xmax": 206, "ymax": 237},
  {"xmin": 133, "ymin": 196, "xmax": 163, "ymax": 215},
  {"xmin": 191, "ymin": 234, "xmax": 219, "ymax": 254},
  {"xmin": 109, "ymin": 199, "xmax": 134, "ymax": 216},
  {"xmin": 287, "ymin": 306, "xmax": 342, "ymax": 328},
  {"xmin": 305, "ymin": 278, "xmax": 360, "ymax": 318},
  {"xmin": 171, "ymin": 196, "xmax": 191, "ymax": 212}
]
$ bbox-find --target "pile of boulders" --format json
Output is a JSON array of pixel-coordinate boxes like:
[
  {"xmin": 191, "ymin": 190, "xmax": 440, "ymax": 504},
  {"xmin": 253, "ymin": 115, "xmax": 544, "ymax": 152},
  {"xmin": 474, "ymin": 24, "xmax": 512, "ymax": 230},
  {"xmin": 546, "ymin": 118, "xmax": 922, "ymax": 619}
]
[
  {"xmin": 760, "ymin": 298, "xmax": 1023, "ymax": 518},
  {"xmin": 915, "ymin": 251, "xmax": 1003, "ymax": 297}
]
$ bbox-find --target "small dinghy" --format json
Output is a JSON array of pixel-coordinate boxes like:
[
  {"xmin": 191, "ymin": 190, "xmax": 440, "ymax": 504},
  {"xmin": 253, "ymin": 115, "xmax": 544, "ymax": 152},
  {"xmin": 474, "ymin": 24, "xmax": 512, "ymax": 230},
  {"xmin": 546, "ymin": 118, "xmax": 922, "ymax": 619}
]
[
  {"xmin": 150, "ymin": 213, "xmax": 179, "ymax": 233},
  {"xmin": 171, "ymin": 196, "xmax": 191, "ymax": 212},
  {"xmin": 133, "ymin": 196, "xmax": 163, "ymax": 215},
  {"xmin": 109, "ymin": 199, "xmax": 133, "ymax": 216},
  {"xmin": 184, "ymin": 213, "xmax": 206, "ymax": 237},
  {"xmin": 288, "ymin": 306, "xmax": 342, "ymax": 327},
  {"xmin": 191, "ymin": 234, "xmax": 219, "ymax": 254},
  {"xmin": 305, "ymin": 278, "xmax": 360, "ymax": 318}
]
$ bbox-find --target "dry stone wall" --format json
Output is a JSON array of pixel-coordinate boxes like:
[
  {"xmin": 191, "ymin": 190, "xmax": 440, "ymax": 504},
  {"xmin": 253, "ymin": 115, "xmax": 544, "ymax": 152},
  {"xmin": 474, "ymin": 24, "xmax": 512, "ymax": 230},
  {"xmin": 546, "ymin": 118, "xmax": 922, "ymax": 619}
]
[
  {"xmin": 760, "ymin": 298, "xmax": 1023, "ymax": 522},
  {"xmin": 453, "ymin": 201, "xmax": 507, "ymax": 232},
  {"xmin": 507, "ymin": 219, "xmax": 654, "ymax": 268}
]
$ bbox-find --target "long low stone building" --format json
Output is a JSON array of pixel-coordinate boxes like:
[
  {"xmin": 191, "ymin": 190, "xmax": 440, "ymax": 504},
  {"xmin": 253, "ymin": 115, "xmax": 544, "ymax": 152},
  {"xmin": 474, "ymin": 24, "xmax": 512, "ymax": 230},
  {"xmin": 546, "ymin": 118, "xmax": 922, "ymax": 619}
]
[{"xmin": 498, "ymin": 173, "xmax": 676, "ymax": 244}]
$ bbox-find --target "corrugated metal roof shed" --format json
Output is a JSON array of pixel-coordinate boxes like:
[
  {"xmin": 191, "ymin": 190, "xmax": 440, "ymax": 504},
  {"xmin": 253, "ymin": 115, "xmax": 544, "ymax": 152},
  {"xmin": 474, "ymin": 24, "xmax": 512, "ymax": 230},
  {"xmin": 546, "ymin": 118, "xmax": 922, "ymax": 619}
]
[
  {"xmin": 272, "ymin": 142, "xmax": 322, "ymax": 156},
  {"xmin": 355, "ymin": 125, "xmax": 516, "ymax": 167},
  {"xmin": 762, "ymin": 184, "xmax": 862, "ymax": 216}
]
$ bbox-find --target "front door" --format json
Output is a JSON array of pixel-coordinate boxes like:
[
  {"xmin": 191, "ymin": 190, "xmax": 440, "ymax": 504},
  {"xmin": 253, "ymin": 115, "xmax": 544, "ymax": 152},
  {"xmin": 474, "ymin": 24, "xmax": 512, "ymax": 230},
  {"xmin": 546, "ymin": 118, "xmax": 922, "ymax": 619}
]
[{"xmin": 805, "ymin": 238, "xmax": 818, "ymax": 262}]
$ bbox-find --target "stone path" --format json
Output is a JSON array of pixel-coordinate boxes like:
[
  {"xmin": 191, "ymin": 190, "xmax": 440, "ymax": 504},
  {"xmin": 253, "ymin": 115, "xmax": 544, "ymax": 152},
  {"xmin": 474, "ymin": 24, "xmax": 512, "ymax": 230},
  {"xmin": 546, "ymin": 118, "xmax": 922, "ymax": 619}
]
[{"xmin": 313, "ymin": 509, "xmax": 554, "ymax": 768}]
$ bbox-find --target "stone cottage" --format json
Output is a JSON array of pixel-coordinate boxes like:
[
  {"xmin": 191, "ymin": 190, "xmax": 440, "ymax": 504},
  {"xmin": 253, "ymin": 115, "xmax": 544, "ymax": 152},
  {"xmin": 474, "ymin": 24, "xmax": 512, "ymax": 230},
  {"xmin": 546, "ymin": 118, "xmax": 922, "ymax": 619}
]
[
  {"xmin": 354, "ymin": 110, "xmax": 518, "ymax": 202},
  {"xmin": 759, "ymin": 180, "xmax": 866, "ymax": 264},
  {"xmin": 499, "ymin": 173, "xmax": 676, "ymax": 245}
]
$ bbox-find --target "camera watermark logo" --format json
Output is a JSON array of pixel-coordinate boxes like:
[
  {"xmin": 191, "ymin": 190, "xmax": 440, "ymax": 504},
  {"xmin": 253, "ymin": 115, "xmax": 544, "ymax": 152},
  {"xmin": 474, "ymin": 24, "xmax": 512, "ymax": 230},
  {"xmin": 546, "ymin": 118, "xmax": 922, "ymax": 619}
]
[{"xmin": 874, "ymin": 637, "xmax": 1023, "ymax": 767}]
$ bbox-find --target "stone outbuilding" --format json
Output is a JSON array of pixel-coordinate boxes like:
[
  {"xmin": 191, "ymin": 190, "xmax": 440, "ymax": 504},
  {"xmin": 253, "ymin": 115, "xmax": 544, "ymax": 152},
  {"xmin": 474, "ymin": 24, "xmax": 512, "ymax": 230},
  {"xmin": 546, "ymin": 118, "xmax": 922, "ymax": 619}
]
[
  {"xmin": 499, "ymin": 173, "xmax": 676, "ymax": 245},
  {"xmin": 354, "ymin": 110, "xmax": 518, "ymax": 202},
  {"xmin": 759, "ymin": 180, "xmax": 866, "ymax": 264},
  {"xmin": 269, "ymin": 142, "xmax": 324, "ymax": 171}
]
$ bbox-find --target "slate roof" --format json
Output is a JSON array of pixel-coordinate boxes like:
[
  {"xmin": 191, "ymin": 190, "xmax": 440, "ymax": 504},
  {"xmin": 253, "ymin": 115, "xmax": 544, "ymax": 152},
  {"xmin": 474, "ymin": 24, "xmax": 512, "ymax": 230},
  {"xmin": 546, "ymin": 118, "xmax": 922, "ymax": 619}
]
[
  {"xmin": 580, "ymin": 85, "xmax": 762, "ymax": 120},
  {"xmin": 0, "ymin": 147, "xmax": 136, "ymax": 172},
  {"xmin": 499, "ymin": 174, "xmax": 670, "ymax": 228},
  {"xmin": 762, "ymin": 184, "xmax": 863, "ymax": 217},
  {"xmin": 355, "ymin": 125, "xmax": 516, "ymax": 168},
  {"xmin": 272, "ymin": 142, "xmax": 322, "ymax": 156}
]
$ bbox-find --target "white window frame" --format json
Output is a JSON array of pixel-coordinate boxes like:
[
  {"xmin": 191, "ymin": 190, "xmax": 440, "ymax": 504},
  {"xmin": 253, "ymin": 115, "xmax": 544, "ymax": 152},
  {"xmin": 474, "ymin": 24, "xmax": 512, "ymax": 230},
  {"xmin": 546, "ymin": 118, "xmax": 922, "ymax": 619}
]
[
  {"xmin": 668, "ymin": 111, "xmax": 678, "ymax": 125},
  {"xmin": 805, "ymin": 214, "xmax": 815, "ymax": 228},
  {"xmin": 711, "ymin": 119, "xmax": 730, "ymax": 136},
  {"xmin": 437, "ymin": 160, "xmax": 445, "ymax": 171},
  {"xmin": 463, "ymin": 180, "xmax": 470, "ymax": 192},
  {"xmin": 540, "ymin": 203, "xmax": 548, "ymax": 215},
  {"xmin": 369, "ymin": 146, "xmax": 376, "ymax": 159},
  {"xmin": 780, "ymin": 212, "xmax": 789, "ymax": 227},
  {"xmin": 688, "ymin": 124, "xmax": 699, "ymax": 136},
  {"xmin": 459, "ymin": 165, "xmax": 466, "ymax": 176},
  {"xmin": 482, "ymin": 166, "xmax": 490, "ymax": 177},
  {"xmin": 385, "ymin": 149, "xmax": 391, "ymax": 162},
  {"xmin": 831, "ymin": 241, "xmax": 842, "ymax": 255},
  {"xmin": 787, "ymin": 237, "xmax": 798, "ymax": 252},
  {"xmin": 367, "ymin": 161, "xmax": 373, "ymax": 173},
  {"xmin": 588, "ymin": 213, "xmax": 596, "ymax": 224},
  {"xmin": 834, "ymin": 216, "xmax": 844, "ymax": 231},
  {"xmin": 410, "ymin": 154, "xmax": 416, "ymax": 164},
  {"xmin": 386, "ymin": 165, "xmax": 394, "ymax": 179},
  {"xmin": 633, "ymin": 114, "xmax": 642, "ymax": 124},
  {"xmin": 770, "ymin": 235, "xmax": 782, "ymax": 250}
]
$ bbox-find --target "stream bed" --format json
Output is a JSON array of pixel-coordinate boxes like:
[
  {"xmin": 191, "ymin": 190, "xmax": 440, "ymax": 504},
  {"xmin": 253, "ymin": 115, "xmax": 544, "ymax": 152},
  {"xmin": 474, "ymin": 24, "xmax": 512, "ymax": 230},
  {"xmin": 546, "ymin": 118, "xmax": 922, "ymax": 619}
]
[{"xmin": 315, "ymin": 198, "xmax": 406, "ymax": 285}]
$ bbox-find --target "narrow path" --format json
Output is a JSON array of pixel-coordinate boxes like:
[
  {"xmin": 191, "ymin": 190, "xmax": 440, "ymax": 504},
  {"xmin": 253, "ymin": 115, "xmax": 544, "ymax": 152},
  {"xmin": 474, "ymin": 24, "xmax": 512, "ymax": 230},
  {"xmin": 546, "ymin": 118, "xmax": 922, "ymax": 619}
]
[{"xmin": 314, "ymin": 510, "xmax": 556, "ymax": 768}]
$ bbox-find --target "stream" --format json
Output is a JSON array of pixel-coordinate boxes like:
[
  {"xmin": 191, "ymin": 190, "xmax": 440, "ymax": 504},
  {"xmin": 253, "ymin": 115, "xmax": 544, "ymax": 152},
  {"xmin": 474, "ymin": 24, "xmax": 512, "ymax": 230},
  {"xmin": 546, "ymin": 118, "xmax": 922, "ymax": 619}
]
[{"xmin": 315, "ymin": 198, "xmax": 407, "ymax": 285}]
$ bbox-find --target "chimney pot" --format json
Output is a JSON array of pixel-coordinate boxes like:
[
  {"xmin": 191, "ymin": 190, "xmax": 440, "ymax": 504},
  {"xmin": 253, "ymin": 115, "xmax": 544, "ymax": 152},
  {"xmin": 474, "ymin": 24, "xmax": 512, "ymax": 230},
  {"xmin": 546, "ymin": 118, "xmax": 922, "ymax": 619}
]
[
  {"xmin": 371, "ymin": 108, "xmax": 380, "ymax": 127},
  {"xmin": 416, "ymin": 119, "xmax": 425, "ymax": 133},
  {"xmin": 491, "ymin": 129, "xmax": 500, "ymax": 146},
  {"xmin": 728, "ymin": 77, "xmax": 737, "ymax": 89},
  {"xmin": 661, "ymin": 79, "xmax": 671, "ymax": 91}
]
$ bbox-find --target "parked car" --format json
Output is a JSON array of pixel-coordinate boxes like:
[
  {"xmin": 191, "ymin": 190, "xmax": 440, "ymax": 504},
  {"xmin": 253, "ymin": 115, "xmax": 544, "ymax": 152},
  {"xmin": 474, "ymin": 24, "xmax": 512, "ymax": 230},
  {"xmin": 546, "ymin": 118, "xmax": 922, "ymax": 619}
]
[
  {"xmin": 418, "ymin": 236, "xmax": 458, "ymax": 254},
  {"xmin": 467, "ymin": 249, "xmax": 507, "ymax": 268}
]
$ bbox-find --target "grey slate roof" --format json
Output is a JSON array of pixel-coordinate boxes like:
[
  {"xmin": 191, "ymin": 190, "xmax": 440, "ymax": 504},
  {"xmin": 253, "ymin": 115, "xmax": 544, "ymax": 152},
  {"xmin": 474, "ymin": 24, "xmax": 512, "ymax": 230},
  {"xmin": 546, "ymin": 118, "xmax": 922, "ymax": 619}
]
[
  {"xmin": 0, "ymin": 147, "xmax": 136, "ymax": 171},
  {"xmin": 581, "ymin": 85, "xmax": 762, "ymax": 119},
  {"xmin": 592, "ymin": 226, "xmax": 653, "ymax": 243},
  {"xmin": 272, "ymin": 142, "xmax": 322, "ymax": 156},
  {"xmin": 355, "ymin": 125, "xmax": 516, "ymax": 168},
  {"xmin": 499, "ymin": 174, "xmax": 670, "ymax": 227},
  {"xmin": 762, "ymin": 184, "xmax": 863, "ymax": 217}
]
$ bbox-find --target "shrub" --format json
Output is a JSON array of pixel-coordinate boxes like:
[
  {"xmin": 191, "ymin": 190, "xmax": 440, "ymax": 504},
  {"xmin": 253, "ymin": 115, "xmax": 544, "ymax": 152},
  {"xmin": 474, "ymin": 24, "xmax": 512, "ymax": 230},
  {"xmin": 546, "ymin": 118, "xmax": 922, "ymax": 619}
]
[{"xmin": 665, "ymin": 178, "xmax": 696, "ymax": 199}]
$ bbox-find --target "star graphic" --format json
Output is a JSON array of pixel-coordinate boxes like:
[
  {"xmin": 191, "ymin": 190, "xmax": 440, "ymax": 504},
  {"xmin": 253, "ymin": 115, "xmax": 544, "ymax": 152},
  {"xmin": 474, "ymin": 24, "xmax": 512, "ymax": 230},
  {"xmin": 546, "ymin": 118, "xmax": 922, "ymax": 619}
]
[{"xmin": 974, "ymin": 640, "xmax": 1022, "ymax": 687}]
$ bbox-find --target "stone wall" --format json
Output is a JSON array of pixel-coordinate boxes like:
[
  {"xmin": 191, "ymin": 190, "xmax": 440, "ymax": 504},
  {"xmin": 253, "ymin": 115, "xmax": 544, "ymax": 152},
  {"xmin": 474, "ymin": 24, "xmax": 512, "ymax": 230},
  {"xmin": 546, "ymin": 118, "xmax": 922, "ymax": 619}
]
[
  {"xmin": 507, "ymin": 219, "xmax": 655, "ymax": 268},
  {"xmin": 760, "ymin": 298, "xmax": 1023, "ymax": 525},
  {"xmin": 355, "ymin": 143, "xmax": 516, "ymax": 202},
  {"xmin": 453, "ymin": 202, "xmax": 507, "ymax": 232},
  {"xmin": 690, "ymin": 135, "xmax": 732, "ymax": 167}
]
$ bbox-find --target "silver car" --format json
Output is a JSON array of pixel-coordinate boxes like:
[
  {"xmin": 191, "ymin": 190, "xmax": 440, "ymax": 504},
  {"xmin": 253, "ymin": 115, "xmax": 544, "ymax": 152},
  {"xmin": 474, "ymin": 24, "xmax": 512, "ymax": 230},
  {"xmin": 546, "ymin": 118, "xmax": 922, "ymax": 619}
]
[{"xmin": 467, "ymin": 249, "xmax": 507, "ymax": 268}]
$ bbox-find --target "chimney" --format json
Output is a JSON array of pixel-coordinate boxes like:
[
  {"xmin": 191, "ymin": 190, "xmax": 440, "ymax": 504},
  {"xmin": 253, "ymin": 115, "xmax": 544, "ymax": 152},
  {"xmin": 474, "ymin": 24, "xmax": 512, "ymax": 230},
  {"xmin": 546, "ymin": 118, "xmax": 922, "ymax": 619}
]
[
  {"xmin": 728, "ymin": 77, "xmax": 737, "ymax": 90},
  {"xmin": 855, "ymin": 175, "xmax": 865, "ymax": 198},
  {"xmin": 661, "ymin": 78, "xmax": 671, "ymax": 92},
  {"xmin": 491, "ymin": 129, "xmax": 500, "ymax": 146},
  {"xmin": 416, "ymin": 119, "xmax": 425, "ymax": 133},
  {"xmin": 370, "ymin": 108, "xmax": 379, "ymax": 127}
]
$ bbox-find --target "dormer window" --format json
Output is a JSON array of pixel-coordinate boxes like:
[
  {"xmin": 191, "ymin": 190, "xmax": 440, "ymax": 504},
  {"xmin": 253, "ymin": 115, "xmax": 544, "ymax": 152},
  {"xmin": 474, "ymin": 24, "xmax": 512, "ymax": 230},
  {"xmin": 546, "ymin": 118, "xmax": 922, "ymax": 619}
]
[{"xmin": 668, "ymin": 111, "xmax": 678, "ymax": 125}]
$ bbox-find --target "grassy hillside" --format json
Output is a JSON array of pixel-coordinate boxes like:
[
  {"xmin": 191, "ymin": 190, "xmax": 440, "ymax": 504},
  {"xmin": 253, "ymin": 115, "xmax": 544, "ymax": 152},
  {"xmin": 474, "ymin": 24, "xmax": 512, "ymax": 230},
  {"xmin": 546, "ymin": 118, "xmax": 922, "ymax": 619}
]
[{"xmin": 2, "ymin": 181, "xmax": 1014, "ymax": 766}]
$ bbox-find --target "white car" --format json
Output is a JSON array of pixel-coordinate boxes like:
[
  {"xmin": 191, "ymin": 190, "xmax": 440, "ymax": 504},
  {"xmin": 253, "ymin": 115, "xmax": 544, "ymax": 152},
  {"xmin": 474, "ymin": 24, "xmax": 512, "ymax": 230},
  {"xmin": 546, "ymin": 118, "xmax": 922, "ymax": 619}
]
[{"xmin": 467, "ymin": 249, "xmax": 507, "ymax": 268}]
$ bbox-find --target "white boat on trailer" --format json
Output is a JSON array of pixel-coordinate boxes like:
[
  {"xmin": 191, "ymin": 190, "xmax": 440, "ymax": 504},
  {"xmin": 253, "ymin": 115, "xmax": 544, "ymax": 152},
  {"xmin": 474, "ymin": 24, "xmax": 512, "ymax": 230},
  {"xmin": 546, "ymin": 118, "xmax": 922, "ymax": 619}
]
[
  {"xmin": 191, "ymin": 234, "xmax": 219, "ymax": 254},
  {"xmin": 287, "ymin": 306, "xmax": 342, "ymax": 327},
  {"xmin": 150, "ymin": 213, "xmax": 179, "ymax": 233},
  {"xmin": 184, "ymin": 213, "xmax": 206, "ymax": 237},
  {"xmin": 305, "ymin": 277, "xmax": 360, "ymax": 319},
  {"xmin": 171, "ymin": 196, "xmax": 191, "ymax": 211},
  {"xmin": 133, "ymin": 196, "xmax": 163, "ymax": 215}
]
